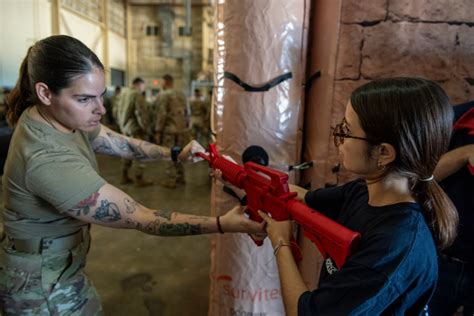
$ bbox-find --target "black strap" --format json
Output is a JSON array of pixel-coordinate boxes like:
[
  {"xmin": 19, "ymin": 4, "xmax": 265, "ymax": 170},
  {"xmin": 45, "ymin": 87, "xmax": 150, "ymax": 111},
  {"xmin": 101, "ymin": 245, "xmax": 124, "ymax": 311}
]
[
  {"xmin": 224, "ymin": 71, "xmax": 292, "ymax": 92},
  {"xmin": 223, "ymin": 185, "xmax": 247, "ymax": 206},
  {"xmin": 171, "ymin": 146, "xmax": 182, "ymax": 162},
  {"xmin": 304, "ymin": 70, "xmax": 321, "ymax": 94}
]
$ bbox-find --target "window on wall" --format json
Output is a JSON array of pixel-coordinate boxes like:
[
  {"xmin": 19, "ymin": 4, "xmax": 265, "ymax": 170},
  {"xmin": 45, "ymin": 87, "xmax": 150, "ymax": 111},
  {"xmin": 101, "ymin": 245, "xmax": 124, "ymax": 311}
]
[
  {"xmin": 111, "ymin": 68, "xmax": 125, "ymax": 87},
  {"xmin": 145, "ymin": 25, "xmax": 160, "ymax": 36}
]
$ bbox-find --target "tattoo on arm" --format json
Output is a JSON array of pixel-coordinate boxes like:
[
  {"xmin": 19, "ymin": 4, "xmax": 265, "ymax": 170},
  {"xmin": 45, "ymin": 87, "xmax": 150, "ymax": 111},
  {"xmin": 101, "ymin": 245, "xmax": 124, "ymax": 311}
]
[
  {"xmin": 147, "ymin": 145, "xmax": 165, "ymax": 160},
  {"xmin": 153, "ymin": 209, "xmax": 174, "ymax": 220},
  {"xmin": 145, "ymin": 209, "xmax": 203, "ymax": 236},
  {"xmin": 124, "ymin": 198, "xmax": 138, "ymax": 214},
  {"xmin": 92, "ymin": 200, "xmax": 122, "ymax": 222},
  {"xmin": 69, "ymin": 193, "xmax": 122, "ymax": 223},
  {"xmin": 110, "ymin": 133, "xmax": 164, "ymax": 160},
  {"xmin": 125, "ymin": 218, "xmax": 142, "ymax": 229},
  {"xmin": 91, "ymin": 137, "xmax": 117, "ymax": 156},
  {"xmin": 93, "ymin": 131, "xmax": 164, "ymax": 161},
  {"xmin": 69, "ymin": 192, "xmax": 100, "ymax": 216},
  {"xmin": 69, "ymin": 194, "xmax": 203, "ymax": 234},
  {"xmin": 108, "ymin": 132, "xmax": 146, "ymax": 159},
  {"xmin": 159, "ymin": 223, "xmax": 202, "ymax": 235},
  {"xmin": 129, "ymin": 144, "xmax": 147, "ymax": 160},
  {"xmin": 109, "ymin": 133, "xmax": 132, "ymax": 151},
  {"xmin": 145, "ymin": 219, "xmax": 202, "ymax": 236}
]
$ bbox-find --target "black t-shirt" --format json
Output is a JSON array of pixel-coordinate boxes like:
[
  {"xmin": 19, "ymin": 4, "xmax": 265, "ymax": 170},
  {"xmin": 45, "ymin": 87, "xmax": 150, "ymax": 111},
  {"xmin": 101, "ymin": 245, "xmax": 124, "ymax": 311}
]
[
  {"xmin": 440, "ymin": 101, "xmax": 474, "ymax": 263},
  {"xmin": 299, "ymin": 180, "xmax": 437, "ymax": 315}
]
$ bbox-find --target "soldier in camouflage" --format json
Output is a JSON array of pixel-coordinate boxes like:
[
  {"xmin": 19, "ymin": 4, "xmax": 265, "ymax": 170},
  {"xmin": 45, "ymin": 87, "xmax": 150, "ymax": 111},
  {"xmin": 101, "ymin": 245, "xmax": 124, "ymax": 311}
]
[
  {"xmin": 110, "ymin": 85, "xmax": 122, "ymax": 131},
  {"xmin": 154, "ymin": 74, "xmax": 189, "ymax": 189},
  {"xmin": 1, "ymin": 35, "xmax": 264, "ymax": 316},
  {"xmin": 116, "ymin": 77, "xmax": 153, "ymax": 187},
  {"xmin": 189, "ymin": 89, "xmax": 210, "ymax": 148}
]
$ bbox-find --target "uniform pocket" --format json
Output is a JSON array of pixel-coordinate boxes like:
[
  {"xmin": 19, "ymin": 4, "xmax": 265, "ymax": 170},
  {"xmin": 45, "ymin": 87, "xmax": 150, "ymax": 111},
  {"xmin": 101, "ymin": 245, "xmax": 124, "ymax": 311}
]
[
  {"xmin": 0, "ymin": 248, "xmax": 42, "ymax": 295},
  {"xmin": 41, "ymin": 242, "xmax": 88, "ymax": 294},
  {"xmin": 41, "ymin": 249, "xmax": 73, "ymax": 294}
]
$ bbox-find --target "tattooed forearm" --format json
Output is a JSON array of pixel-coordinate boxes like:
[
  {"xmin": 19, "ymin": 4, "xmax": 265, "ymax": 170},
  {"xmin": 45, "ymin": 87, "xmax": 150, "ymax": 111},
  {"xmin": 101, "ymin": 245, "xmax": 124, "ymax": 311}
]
[
  {"xmin": 92, "ymin": 200, "xmax": 122, "ymax": 222},
  {"xmin": 124, "ymin": 198, "xmax": 138, "ymax": 214},
  {"xmin": 128, "ymin": 140, "xmax": 165, "ymax": 160},
  {"xmin": 94, "ymin": 135, "xmax": 146, "ymax": 160},
  {"xmin": 141, "ymin": 210, "xmax": 213, "ymax": 236},
  {"xmin": 68, "ymin": 186, "xmax": 210, "ymax": 234},
  {"xmin": 93, "ymin": 132, "xmax": 164, "ymax": 161},
  {"xmin": 153, "ymin": 209, "xmax": 174, "ymax": 220},
  {"xmin": 92, "ymin": 125, "xmax": 168, "ymax": 161},
  {"xmin": 147, "ymin": 145, "xmax": 166, "ymax": 160},
  {"xmin": 183, "ymin": 215, "xmax": 212, "ymax": 222},
  {"xmin": 128, "ymin": 142, "xmax": 147, "ymax": 160},
  {"xmin": 145, "ymin": 219, "xmax": 202, "ymax": 236},
  {"xmin": 159, "ymin": 223, "xmax": 202, "ymax": 235},
  {"xmin": 108, "ymin": 132, "xmax": 131, "ymax": 152},
  {"xmin": 125, "ymin": 218, "xmax": 142, "ymax": 229},
  {"xmin": 91, "ymin": 137, "xmax": 117, "ymax": 156},
  {"xmin": 107, "ymin": 132, "xmax": 146, "ymax": 159},
  {"xmin": 69, "ymin": 192, "xmax": 100, "ymax": 216},
  {"xmin": 108, "ymin": 132, "xmax": 154, "ymax": 160}
]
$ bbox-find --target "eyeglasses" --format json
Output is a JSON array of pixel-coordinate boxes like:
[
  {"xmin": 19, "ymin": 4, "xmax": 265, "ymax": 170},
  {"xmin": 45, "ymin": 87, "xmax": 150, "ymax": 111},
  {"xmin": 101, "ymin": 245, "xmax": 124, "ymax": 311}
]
[{"xmin": 332, "ymin": 118, "xmax": 373, "ymax": 147}]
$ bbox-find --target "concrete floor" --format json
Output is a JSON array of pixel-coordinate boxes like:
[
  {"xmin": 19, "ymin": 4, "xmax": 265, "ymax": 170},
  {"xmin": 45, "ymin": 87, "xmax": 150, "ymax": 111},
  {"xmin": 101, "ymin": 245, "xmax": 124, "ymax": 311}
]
[{"xmin": 1, "ymin": 155, "xmax": 213, "ymax": 316}]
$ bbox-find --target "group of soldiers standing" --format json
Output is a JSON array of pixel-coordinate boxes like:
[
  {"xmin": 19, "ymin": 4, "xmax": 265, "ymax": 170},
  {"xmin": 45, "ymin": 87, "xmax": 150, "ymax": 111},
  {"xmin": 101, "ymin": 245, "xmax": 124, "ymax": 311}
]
[{"xmin": 104, "ymin": 74, "xmax": 212, "ymax": 189}]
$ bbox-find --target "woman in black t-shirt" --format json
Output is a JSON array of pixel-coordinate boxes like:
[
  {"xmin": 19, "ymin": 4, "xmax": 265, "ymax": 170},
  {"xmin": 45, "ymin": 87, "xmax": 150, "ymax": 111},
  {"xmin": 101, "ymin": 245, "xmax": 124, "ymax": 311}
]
[{"xmin": 259, "ymin": 77, "xmax": 458, "ymax": 315}]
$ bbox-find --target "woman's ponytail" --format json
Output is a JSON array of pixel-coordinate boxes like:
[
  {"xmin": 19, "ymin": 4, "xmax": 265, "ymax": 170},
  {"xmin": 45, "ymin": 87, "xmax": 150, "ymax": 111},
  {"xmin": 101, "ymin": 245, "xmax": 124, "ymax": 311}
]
[
  {"xmin": 421, "ymin": 181, "xmax": 458, "ymax": 249},
  {"xmin": 6, "ymin": 47, "xmax": 34, "ymax": 126}
]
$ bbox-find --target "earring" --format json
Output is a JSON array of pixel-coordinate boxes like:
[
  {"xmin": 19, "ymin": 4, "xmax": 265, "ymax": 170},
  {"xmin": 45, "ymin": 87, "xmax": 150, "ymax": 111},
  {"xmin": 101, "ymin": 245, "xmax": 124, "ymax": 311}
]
[{"xmin": 377, "ymin": 161, "xmax": 386, "ymax": 170}]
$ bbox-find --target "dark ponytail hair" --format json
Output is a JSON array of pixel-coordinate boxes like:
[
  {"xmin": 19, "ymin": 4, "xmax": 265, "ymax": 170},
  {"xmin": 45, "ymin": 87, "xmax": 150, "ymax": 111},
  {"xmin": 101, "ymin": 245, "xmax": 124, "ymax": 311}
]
[
  {"xmin": 6, "ymin": 35, "xmax": 104, "ymax": 126},
  {"xmin": 6, "ymin": 47, "xmax": 33, "ymax": 125},
  {"xmin": 351, "ymin": 77, "xmax": 458, "ymax": 249}
]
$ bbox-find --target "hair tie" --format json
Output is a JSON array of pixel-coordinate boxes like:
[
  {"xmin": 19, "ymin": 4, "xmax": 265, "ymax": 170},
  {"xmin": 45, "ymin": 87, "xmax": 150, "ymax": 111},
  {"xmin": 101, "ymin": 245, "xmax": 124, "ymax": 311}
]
[{"xmin": 419, "ymin": 175, "xmax": 434, "ymax": 182}]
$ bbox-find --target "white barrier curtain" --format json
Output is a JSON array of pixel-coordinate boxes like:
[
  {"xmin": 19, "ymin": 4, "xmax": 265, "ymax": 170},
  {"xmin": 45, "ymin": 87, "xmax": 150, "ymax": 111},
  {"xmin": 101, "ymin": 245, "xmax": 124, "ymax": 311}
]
[{"xmin": 208, "ymin": 1, "xmax": 311, "ymax": 315}]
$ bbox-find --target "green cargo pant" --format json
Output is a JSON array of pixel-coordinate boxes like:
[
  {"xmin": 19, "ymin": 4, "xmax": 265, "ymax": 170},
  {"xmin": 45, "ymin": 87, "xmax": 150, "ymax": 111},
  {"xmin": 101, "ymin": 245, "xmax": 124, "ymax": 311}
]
[
  {"xmin": 190, "ymin": 116, "xmax": 210, "ymax": 148},
  {"xmin": 121, "ymin": 131, "xmax": 149, "ymax": 179},
  {"xmin": 0, "ymin": 232, "xmax": 102, "ymax": 315}
]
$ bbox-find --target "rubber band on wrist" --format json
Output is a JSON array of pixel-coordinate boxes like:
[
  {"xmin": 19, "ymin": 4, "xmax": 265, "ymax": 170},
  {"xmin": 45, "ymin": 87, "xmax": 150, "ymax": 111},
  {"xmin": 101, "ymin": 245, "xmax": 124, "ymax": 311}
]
[{"xmin": 216, "ymin": 216, "xmax": 225, "ymax": 234}]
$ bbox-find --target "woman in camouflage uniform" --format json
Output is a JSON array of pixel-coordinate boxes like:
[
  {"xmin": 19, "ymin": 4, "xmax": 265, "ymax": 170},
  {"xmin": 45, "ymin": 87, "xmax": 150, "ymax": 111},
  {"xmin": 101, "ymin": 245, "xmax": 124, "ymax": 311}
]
[{"xmin": 0, "ymin": 35, "xmax": 263, "ymax": 315}]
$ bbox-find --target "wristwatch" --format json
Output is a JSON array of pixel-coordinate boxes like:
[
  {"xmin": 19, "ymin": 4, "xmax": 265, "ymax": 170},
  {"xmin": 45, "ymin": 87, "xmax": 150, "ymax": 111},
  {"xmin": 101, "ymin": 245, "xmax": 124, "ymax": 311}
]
[{"xmin": 171, "ymin": 146, "xmax": 182, "ymax": 162}]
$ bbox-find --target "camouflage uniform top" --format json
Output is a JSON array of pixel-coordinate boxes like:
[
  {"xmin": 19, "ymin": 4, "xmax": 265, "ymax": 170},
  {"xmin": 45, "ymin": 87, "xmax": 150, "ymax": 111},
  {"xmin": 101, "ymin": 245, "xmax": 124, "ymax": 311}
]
[
  {"xmin": 189, "ymin": 98, "xmax": 208, "ymax": 118},
  {"xmin": 110, "ymin": 93, "xmax": 122, "ymax": 124},
  {"xmin": 203, "ymin": 96, "xmax": 212, "ymax": 126},
  {"xmin": 117, "ymin": 88, "xmax": 151, "ymax": 136},
  {"xmin": 155, "ymin": 89, "xmax": 188, "ymax": 134}
]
